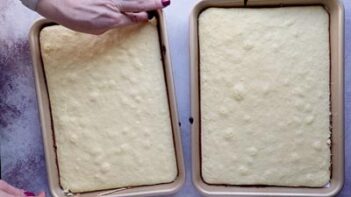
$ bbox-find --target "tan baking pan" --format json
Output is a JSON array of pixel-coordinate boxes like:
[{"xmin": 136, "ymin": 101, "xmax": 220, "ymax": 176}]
[
  {"xmin": 30, "ymin": 11, "xmax": 185, "ymax": 197},
  {"xmin": 190, "ymin": 0, "xmax": 344, "ymax": 196}
]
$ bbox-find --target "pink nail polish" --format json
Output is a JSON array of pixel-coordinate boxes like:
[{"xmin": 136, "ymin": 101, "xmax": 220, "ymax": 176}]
[
  {"xmin": 24, "ymin": 191, "xmax": 35, "ymax": 196},
  {"xmin": 161, "ymin": 0, "xmax": 170, "ymax": 7}
]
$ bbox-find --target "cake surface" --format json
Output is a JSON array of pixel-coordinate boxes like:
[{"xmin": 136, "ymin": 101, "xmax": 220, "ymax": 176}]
[
  {"xmin": 200, "ymin": 6, "xmax": 330, "ymax": 187},
  {"xmin": 40, "ymin": 23, "xmax": 177, "ymax": 192}
]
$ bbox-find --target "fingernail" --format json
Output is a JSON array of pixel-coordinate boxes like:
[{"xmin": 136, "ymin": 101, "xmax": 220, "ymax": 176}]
[
  {"xmin": 147, "ymin": 11, "xmax": 157, "ymax": 20},
  {"xmin": 24, "ymin": 191, "xmax": 35, "ymax": 196},
  {"xmin": 161, "ymin": 0, "xmax": 170, "ymax": 7}
]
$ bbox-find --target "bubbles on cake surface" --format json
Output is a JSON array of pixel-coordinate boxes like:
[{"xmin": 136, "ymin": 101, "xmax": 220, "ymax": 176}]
[
  {"xmin": 89, "ymin": 91, "xmax": 100, "ymax": 103},
  {"xmin": 106, "ymin": 79, "xmax": 117, "ymax": 88},
  {"xmin": 284, "ymin": 19, "xmax": 295, "ymax": 27},
  {"xmin": 121, "ymin": 126, "xmax": 130, "ymax": 136},
  {"xmin": 66, "ymin": 72, "xmax": 78, "ymax": 83},
  {"xmin": 290, "ymin": 152, "xmax": 300, "ymax": 162},
  {"xmin": 100, "ymin": 162, "xmax": 111, "ymax": 173},
  {"xmin": 313, "ymin": 141, "xmax": 322, "ymax": 150},
  {"xmin": 262, "ymin": 83, "xmax": 271, "ymax": 95},
  {"xmin": 292, "ymin": 116, "xmax": 301, "ymax": 124},
  {"xmin": 143, "ymin": 128, "xmax": 151, "ymax": 137},
  {"xmin": 114, "ymin": 147, "xmax": 123, "ymax": 155},
  {"xmin": 304, "ymin": 103, "xmax": 313, "ymax": 112},
  {"xmin": 232, "ymin": 83, "xmax": 245, "ymax": 101},
  {"xmin": 292, "ymin": 87, "xmax": 305, "ymax": 98},
  {"xmin": 305, "ymin": 115, "xmax": 315, "ymax": 125},
  {"xmin": 219, "ymin": 105, "xmax": 230, "ymax": 117},
  {"xmin": 246, "ymin": 147, "xmax": 258, "ymax": 156},
  {"xmin": 223, "ymin": 129, "xmax": 235, "ymax": 142},
  {"xmin": 90, "ymin": 147, "xmax": 103, "ymax": 156},
  {"xmin": 142, "ymin": 140, "xmax": 152, "ymax": 149},
  {"xmin": 134, "ymin": 95, "xmax": 142, "ymax": 102},
  {"xmin": 129, "ymin": 75, "xmax": 138, "ymax": 84},
  {"xmin": 68, "ymin": 133, "xmax": 78, "ymax": 143},
  {"xmin": 295, "ymin": 129, "xmax": 303, "ymax": 136},
  {"xmin": 243, "ymin": 42, "xmax": 254, "ymax": 51},
  {"xmin": 243, "ymin": 115, "xmax": 251, "ymax": 122},
  {"xmin": 120, "ymin": 143, "xmax": 130, "ymax": 152},
  {"xmin": 238, "ymin": 165, "xmax": 249, "ymax": 176}
]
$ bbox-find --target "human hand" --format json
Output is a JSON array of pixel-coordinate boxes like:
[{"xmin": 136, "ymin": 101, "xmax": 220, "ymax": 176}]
[
  {"xmin": 36, "ymin": 0, "xmax": 170, "ymax": 35},
  {"xmin": 0, "ymin": 180, "xmax": 45, "ymax": 197}
]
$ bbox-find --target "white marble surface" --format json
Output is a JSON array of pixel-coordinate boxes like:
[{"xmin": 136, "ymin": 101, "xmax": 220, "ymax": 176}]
[{"xmin": 0, "ymin": 0, "xmax": 350, "ymax": 196}]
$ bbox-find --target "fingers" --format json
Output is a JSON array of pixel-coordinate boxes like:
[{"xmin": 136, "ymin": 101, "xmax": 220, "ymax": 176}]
[
  {"xmin": 36, "ymin": 192, "xmax": 45, "ymax": 197},
  {"xmin": 0, "ymin": 180, "xmax": 25, "ymax": 196},
  {"xmin": 124, "ymin": 12, "xmax": 149, "ymax": 23},
  {"xmin": 109, "ymin": 12, "xmax": 148, "ymax": 28},
  {"xmin": 112, "ymin": 0, "xmax": 170, "ymax": 12}
]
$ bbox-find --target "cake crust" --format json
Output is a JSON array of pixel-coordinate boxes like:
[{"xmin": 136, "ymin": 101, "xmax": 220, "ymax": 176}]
[
  {"xmin": 200, "ymin": 6, "xmax": 330, "ymax": 187},
  {"xmin": 40, "ymin": 23, "xmax": 177, "ymax": 192}
]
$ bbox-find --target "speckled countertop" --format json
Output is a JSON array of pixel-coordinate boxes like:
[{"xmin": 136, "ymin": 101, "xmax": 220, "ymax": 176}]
[{"xmin": 0, "ymin": 0, "xmax": 350, "ymax": 196}]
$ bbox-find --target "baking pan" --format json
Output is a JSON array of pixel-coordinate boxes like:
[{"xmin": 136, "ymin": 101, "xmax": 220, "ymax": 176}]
[
  {"xmin": 190, "ymin": 0, "xmax": 344, "ymax": 196},
  {"xmin": 30, "ymin": 10, "xmax": 185, "ymax": 197}
]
